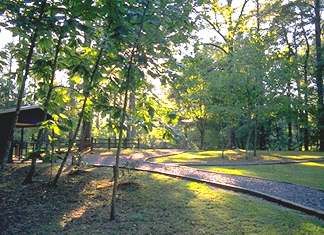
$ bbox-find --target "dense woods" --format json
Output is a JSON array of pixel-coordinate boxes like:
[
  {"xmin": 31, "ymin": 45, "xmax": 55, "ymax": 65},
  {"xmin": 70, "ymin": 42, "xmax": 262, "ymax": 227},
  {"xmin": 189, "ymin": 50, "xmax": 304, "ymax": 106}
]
[
  {"xmin": 0, "ymin": 1, "xmax": 323, "ymax": 160},
  {"xmin": 170, "ymin": 0, "xmax": 323, "ymax": 154},
  {"xmin": 0, "ymin": 0, "xmax": 322, "ymax": 163}
]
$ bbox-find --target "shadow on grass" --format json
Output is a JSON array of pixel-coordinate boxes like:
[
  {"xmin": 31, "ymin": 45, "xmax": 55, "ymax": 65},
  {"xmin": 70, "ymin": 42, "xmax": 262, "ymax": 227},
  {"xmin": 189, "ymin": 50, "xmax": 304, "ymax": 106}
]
[
  {"xmin": 1, "ymin": 164, "xmax": 323, "ymax": 234},
  {"xmin": 63, "ymin": 169, "xmax": 324, "ymax": 234}
]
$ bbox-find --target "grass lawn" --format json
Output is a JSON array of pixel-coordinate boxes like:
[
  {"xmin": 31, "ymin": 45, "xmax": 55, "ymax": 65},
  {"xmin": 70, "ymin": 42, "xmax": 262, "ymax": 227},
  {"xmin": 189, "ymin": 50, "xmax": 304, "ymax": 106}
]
[
  {"xmin": 1, "ymin": 164, "xmax": 323, "ymax": 234},
  {"xmin": 265, "ymin": 151, "xmax": 324, "ymax": 160},
  {"xmin": 154, "ymin": 150, "xmax": 324, "ymax": 190},
  {"xmin": 152, "ymin": 150, "xmax": 250, "ymax": 163},
  {"xmin": 152, "ymin": 150, "xmax": 324, "ymax": 163},
  {"xmin": 197, "ymin": 162, "xmax": 324, "ymax": 190}
]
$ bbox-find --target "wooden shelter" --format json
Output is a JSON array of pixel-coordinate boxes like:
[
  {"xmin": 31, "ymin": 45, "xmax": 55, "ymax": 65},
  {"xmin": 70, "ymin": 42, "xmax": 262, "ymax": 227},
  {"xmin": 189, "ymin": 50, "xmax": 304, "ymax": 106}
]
[{"xmin": 0, "ymin": 105, "xmax": 51, "ymax": 160}]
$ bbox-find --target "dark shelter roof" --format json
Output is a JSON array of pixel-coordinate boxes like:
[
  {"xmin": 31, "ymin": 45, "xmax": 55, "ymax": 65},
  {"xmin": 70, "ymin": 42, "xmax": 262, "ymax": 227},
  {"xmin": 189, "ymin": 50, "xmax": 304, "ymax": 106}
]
[{"xmin": 0, "ymin": 105, "xmax": 51, "ymax": 128}]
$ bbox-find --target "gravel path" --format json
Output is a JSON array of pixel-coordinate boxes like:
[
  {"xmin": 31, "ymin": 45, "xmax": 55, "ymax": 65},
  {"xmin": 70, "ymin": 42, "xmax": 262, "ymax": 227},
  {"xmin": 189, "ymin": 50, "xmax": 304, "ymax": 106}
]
[{"xmin": 82, "ymin": 149, "xmax": 324, "ymax": 219}]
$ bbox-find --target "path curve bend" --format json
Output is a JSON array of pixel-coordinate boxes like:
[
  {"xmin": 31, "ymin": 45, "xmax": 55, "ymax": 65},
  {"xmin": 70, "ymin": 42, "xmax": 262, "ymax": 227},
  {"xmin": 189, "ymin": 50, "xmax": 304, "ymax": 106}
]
[{"xmin": 82, "ymin": 149, "xmax": 324, "ymax": 219}]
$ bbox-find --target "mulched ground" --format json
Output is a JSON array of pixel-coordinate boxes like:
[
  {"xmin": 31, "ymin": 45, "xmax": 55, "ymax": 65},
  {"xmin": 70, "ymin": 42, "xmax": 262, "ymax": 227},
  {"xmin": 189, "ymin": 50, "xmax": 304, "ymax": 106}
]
[{"xmin": 0, "ymin": 164, "xmax": 114, "ymax": 234}]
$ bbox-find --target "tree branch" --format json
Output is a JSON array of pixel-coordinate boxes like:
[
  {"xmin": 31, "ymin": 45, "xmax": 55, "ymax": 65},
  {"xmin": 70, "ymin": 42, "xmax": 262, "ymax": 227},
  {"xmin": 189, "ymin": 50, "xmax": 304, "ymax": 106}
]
[
  {"xmin": 203, "ymin": 16, "xmax": 228, "ymax": 43},
  {"xmin": 233, "ymin": 0, "xmax": 249, "ymax": 34},
  {"xmin": 204, "ymin": 43, "xmax": 228, "ymax": 54}
]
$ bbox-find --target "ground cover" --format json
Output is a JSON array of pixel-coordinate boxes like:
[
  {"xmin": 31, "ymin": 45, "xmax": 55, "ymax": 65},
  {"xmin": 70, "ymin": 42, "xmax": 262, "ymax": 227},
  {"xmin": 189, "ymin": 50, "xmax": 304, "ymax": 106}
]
[
  {"xmin": 0, "ymin": 163, "xmax": 323, "ymax": 234},
  {"xmin": 151, "ymin": 150, "xmax": 324, "ymax": 164}
]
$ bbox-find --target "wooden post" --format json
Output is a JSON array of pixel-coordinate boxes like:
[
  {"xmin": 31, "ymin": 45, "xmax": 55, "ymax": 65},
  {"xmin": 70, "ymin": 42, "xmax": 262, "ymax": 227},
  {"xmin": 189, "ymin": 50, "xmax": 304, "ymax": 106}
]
[
  {"xmin": 137, "ymin": 138, "xmax": 140, "ymax": 149},
  {"xmin": 108, "ymin": 137, "xmax": 111, "ymax": 150},
  {"xmin": 15, "ymin": 145, "xmax": 19, "ymax": 159},
  {"xmin": 90, "ymin": 137, "xmax": 94, "ymax": 152},
  {"xmin": 8, "ymin": 144, "xmax": 14, "ymax": 163},
  {"xmin": 123, "ymin": 138, "xmax": 128, "ymax": 148},
  {"xmin": 51, "ymin": 129, "xmax": 54, "ymax": 156},
  {"xmin": 25, "ymin": 142, "xmax": 28, "ymax": 157},
  {"xmin": 20, "ymin": 128, "xmax": 24, "ymax": 159}
]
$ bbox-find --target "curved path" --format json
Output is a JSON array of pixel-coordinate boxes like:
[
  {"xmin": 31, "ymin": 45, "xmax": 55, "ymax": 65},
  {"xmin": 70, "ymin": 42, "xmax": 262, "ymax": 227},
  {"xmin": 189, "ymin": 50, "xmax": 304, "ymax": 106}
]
[{"xmin": 82, "ymin": 149, "xmax": 324, "ymax": 219}]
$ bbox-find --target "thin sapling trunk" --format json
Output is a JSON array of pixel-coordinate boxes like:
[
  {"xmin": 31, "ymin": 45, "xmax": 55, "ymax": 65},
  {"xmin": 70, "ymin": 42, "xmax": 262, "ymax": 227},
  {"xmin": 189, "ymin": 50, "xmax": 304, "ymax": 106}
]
[
  {"xmin": 110, "ymin": 0, "xmax": 150, "ymax": 221},
  {"xmin": 51, "ymin": 46, "xmax": 104, "ymax": 186},
  {"xmin": 23, "ymin": 32, "xmax": 64, "ymax": 184}
]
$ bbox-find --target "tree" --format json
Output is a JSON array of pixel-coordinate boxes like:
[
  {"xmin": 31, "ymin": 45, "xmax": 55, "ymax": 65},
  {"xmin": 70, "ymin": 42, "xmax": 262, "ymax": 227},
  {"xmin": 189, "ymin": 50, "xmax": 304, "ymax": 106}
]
[
  {"xmin": 169, "ymin": 49, "xmax": 213, "ymax": 149},
  {"xmin": 0, "ymin": 0, "xmax": 47, "ymax": 169},
  {"xmin": 51, "ymin": 0, "xmax": 125, "ymax": 185},
  {"xmin": 314, "ymin": 0, "xmax": 323, "ymax": 150},
  {"xmin": 109, "ymin": 0, "xmax": 194, "ymax": 219},
  {"xmin": 23, "ymin": 3, "xmax": 68, "ymax": 183}
]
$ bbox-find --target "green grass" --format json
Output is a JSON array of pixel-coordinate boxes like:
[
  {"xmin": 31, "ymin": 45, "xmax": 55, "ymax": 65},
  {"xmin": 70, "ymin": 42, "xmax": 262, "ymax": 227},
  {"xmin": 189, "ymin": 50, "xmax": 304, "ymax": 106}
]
[
  {"xmin": 152, "ymin": 150, "xmax": 324, "ymax": 164},
  {"xmin": 152, "ymin": 150, "xmax": 249, "ymax": 163},
  {"xmin": 267, "ymin": 151, "xmax": 324, "ymax": 159},
  {"xmin": 153, "ymin": 150, "xmax": 324, "ymax": 189},
  {"xmin": 1, "ymin": 164, "xmax": 324, "ymax": 234},
  {"xmin": 198, "ymin": 161, "xmax": 324, "ymax": 190}
]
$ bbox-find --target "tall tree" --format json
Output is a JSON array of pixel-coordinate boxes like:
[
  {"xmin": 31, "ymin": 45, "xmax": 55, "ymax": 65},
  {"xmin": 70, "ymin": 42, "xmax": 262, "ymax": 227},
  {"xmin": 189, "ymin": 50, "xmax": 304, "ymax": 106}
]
[
  {"xmin": 314, "ymin": 0, "xmax": 324, "ymax": 150},
  {"xmin": 23, "ymin": 15, "xmax": 67, "ymax": 184},
  {"xmin": 110, "ymin": 0, "xmax": 151, "ymax": 221},
  {"xmin": 0, "ymin": 0, "xmax": 47, "ymax": 168}
]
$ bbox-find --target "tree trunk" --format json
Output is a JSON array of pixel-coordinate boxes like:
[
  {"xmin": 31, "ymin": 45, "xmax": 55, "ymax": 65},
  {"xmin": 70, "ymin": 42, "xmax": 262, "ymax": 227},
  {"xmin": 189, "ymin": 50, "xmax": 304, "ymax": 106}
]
[
  {"xmin": 199, "ymin": 127, "xmax": 205, "ymax": 150},
  {"xmin": 288, "ymin": 121, "xmax": 293, "ymax": 150},
  {"xmin": 227, "ymin": 128, "xmax": 236, "ymax": 149},
  {"xmin": 253, "ymin": 118, "xmax": 257, "ymax": 157},
  {"xmin": 314, "ymin": 0, "xmax": 324, "ymax": 150},
  {"xmin": 256, "ymin": 0, "xmax": 260, "ymax": 32},
  {"xmin": 110, "ymin": 0, "xmax": 150, "ymax": 221},
  {"xmin": 296, "ymin": 123, "xmax": 302, "ymax": 151},
  {"xmin": 245, "ymin": 127, "xmax": 252, "ymax": 159},
  {"xmin": 110, "ymin": 85, "xmax": 129, "ymax": 221},
  {"xmin": 275, "ymin": 122, "xmax": 282, "ymax": 151},
  {"xmin": 197, "ymin": 118, "xmax": 206, "ymax": 150},
  {"xmin": 6, "ymin": 50, "xmax": 15, "ymax": 164},
  {"xmin": 304, "ymin": 127, "xmax": 309, "ymax": 151},
  {"xmin": 0, "ymin": 1, "xmax": 47, "ymax": 169},
  {"xmin": 79, "ymin": 119, "xmax": 92, "ymax": 151},
  {"xmin": 126, "ymin": 91, "xmax": 136, "ymax": 144},
  {"xmin": 51, "ymin": 46, "xmax": 104, "ymax": 186},
  {"xmin": 301, "ymin": 20, "xmax": 310, "ymax": 151},
  {"xmin": 259, "ymin": 124, "xmax": 266, "ymax": 150},
  {"xmin": 23, "ymin": 32, "xmax": 63, "ymax": 184}
]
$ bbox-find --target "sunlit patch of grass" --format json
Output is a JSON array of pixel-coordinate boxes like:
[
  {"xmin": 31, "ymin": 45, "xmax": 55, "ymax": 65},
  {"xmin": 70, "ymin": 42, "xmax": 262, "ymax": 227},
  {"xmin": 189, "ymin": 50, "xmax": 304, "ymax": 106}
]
[
  {"xmin": 153, "ymin": 149, "xmax": 283, "ymax": 163},
  {"xmin": 199, "ymin": 162, "xmax": 324, "ymax": 190},
  {"xmin": 153, "ymin": 150, "xmax": 245, "ymax": 163},
  {"xmin": 95, "ymin": 148, "xmax": 137, "ymax": 156},
  {"xmin": 301, "ymin": 162, "xmax": 324, "ymax": 167},
  {"xmin": 201, "ymin": 167, "xmax": 252, "ymax": 176},
  {"xmin": 260, "ymin": 151, "xmax": 324, "ymax": 159},
  {"xmin": 61, "ymin": 206, "xmax": 88, "ymax": 228},
  {"xmin": 89, "ymin": 148, "xmax": 162, "ymax": 159},
  {"xmin": 153, "ymin": 150, "xmax": 324, "ymax": 164},
  {"xmin": 89, "ymin": 179, "xmax": 113, "ymax": 190}
]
